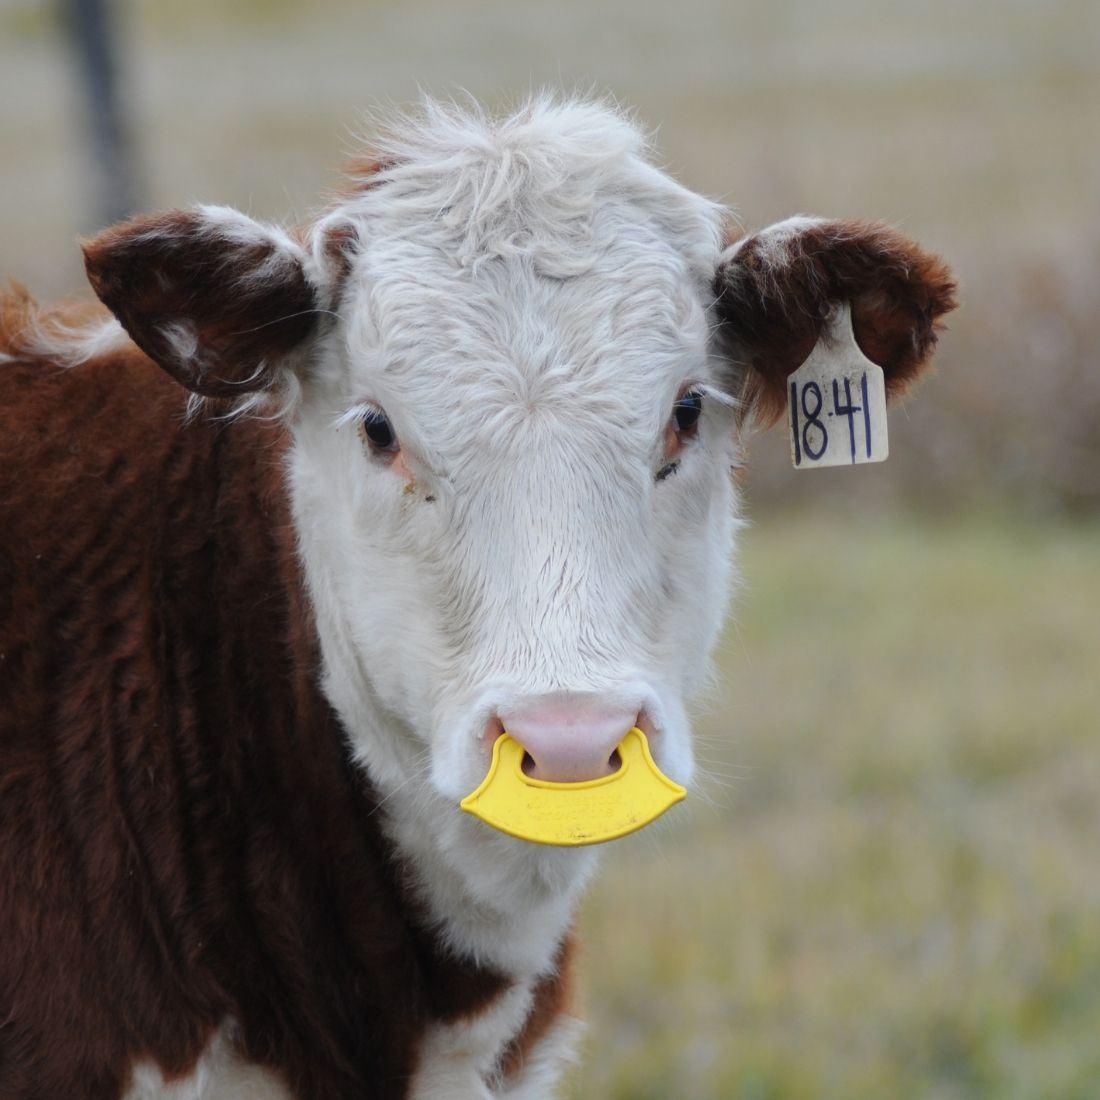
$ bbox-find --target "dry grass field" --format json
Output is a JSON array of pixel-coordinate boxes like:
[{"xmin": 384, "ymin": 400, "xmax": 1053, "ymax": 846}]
[
  {"xmin": 1, "ymin": 1, "xmax": 1098, "ymax": 1096},
  {"xmin": 571, "ymin": 513, "xmax": 1100, "ymax": 1099}
]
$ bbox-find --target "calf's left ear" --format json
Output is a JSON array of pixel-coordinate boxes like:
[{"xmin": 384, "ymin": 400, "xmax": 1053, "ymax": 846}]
[
  {"xmin": 83, "ymin": 206, "xmax": 323, "ymax": 398},
  {"xmin": 713, "ymin": 217, "xmax": 958, "ymax": 424}
]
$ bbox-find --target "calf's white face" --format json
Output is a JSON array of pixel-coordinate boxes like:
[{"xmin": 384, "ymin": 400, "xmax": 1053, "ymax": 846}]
[
  {"xmin": 289, "ymin": 103, "xmax": 737, "ymax": 805},
  {"xmin": 84, "ymin": 98, "xmax": 954, "ymax": 888}
]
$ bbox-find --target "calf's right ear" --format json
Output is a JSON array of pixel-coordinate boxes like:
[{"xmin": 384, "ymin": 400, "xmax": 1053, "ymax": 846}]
[
  {"xmin": 713, "ymin": 217, "xmax": 958, "ymax": 425},
  {"xmin": 83, "ymin": 206, "xmax": 324, "ymax": 398}
]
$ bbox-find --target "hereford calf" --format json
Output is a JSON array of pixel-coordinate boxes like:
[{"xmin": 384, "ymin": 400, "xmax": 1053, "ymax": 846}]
[{"xmin": 0, "ymin": 97, "xmax": 955, "ymax": 1099}]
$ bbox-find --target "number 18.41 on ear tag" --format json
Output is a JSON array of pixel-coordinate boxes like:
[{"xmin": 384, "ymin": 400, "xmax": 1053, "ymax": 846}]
[{"xmin": 788, "ymin": 302, "xmax": 888, "ymax": 469}]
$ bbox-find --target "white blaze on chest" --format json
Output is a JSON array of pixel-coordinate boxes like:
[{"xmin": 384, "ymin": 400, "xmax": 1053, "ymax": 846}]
[
  {"xmin": 123, "ymin": 1022, "xmax": 295, "ymax": 1100},
  {"xmin": 410, "ymin": 982, "xmax": 534, "ymax": 1100},
  {"xmin": 788, "ymin": 302, "xmax": 889, "ymax": 469}
]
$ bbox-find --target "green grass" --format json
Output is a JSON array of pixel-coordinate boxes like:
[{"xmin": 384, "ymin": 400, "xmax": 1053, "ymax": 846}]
[{"xmin": 568, "ymin": 513, "xmax": 1100, "ymax": 1100}]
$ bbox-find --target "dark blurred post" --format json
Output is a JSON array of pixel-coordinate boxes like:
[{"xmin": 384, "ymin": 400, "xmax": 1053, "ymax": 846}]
[{"xmin": 63, "ymin": 0, "xmax": 139, "ymax": 227}]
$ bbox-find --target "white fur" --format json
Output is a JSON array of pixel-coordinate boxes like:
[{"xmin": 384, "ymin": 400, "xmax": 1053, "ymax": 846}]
[
  {"xmin": 15, "ymin": 312, "xmax": 130, "ymax": 368},
  {"xmin": 194, "ymin": 204, "xmax": 306, "ymax": 274},
  {"xmin": 411, "ymin": 983, "xmax": 535, "ymax": 1099},
  {"xmin": 411, "ymin": 986, "xmax": 583, "ymax": 1099},
  {"xmin": 123, "ymin": 1022, "xmax": 294, "ymax": 1100},
  {"xmin": 723, "ymin": 213, "xmax": 826, "ymax": 268},
  {"xmin": 159, "ymin": 320, "xmax": 200, "ymax": 364},
  {"xmin": 283, "ymin": 98, "xmax": 742, "ymax": 1091},
  {"xmin": 497, "ymin": 1017, "xmax": 584, "ymax": 1099}
]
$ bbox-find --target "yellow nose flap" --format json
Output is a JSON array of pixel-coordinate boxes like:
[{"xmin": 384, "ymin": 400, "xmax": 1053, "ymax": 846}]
[{"xmin": 459, "ymin": 727, "xmax": 686, "ymax": 847}]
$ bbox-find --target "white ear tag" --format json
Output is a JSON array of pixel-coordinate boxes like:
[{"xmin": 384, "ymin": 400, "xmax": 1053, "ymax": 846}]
[{"xmin": 788, "ymin": 302, "xmax": 889, "ymax": 469}]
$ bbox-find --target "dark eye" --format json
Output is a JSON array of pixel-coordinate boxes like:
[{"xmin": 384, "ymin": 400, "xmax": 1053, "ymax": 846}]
[
  {"xmin": 673, "ymin": 390, "xmax": 703, "ymax": 434},
  {"xmin": 359, "ymin": 408, "xmax": 398, "ymax": 454}
]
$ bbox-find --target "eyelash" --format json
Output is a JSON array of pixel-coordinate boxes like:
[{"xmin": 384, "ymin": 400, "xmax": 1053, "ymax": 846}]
[{"xmin": 356, "ymin": 406, "xmax": 399, "ymax": 455}]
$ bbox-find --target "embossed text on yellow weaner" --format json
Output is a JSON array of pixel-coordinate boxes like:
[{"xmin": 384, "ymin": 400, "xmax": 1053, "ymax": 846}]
[{"xmin": 459, "ymin": 727, "xmax": 686, "ymax": 846}]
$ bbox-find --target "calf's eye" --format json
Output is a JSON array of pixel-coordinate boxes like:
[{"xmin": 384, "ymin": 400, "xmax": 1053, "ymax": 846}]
[
  {"xmin": 359, "ymin": 408, "xmax": 399, "ymax": 454},
  {"xmin": 657, "ymin": 389, "xmax": 705, "ymax": 483},
  {"xmin": 673, "ymin": 390, "xmax": 703, "ymax": 434}
]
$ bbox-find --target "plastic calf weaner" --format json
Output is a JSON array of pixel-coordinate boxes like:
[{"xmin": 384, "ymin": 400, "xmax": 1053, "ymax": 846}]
[{"xmin": 460, "ymin": 727, "xmax": 686, "ymax": 846}]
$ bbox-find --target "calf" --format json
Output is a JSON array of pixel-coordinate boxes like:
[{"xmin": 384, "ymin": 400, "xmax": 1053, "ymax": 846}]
[{"xmin": 0, "ymin": 97, "xmax": 956, "ymax": 1099}]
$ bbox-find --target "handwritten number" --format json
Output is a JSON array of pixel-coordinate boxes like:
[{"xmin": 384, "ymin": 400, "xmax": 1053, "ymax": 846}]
[
  {"xmin": 861, "ymin": 372, "xmax": 872, "ymax": 458},
  {"xmin": 831, "ymin": 376, "xmax": 863, "ymax": 463},
  {"xmin": 800, "ymin": 382, "xmax": 828, "ymax": 460},
  {"xmin": 790, "ymin": 381, "xmax": 802, "ymax": 465},
  {"xmin": 793, "ymin": 371, "xmax": 878, "ymax": 464}
]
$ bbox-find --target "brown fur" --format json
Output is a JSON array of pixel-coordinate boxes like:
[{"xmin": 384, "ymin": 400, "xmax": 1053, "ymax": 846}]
[
  {"xmin": 83, "ymin": 211, "xmax": 319, "ymax": 398},
  {"xmin": 337, "ymin": 155, "xmax": 397, "ymax": 197},
  {"xmin": 0, "ymin": 299, "xmax": 570, "ymax": 1098},
  {"xmin": 714, "ymin": 220, "xmax": 958, "ymax": 424}
]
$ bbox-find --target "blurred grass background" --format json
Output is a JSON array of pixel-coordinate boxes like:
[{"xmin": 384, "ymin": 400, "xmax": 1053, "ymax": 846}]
[
  {"xmin": 575, "ymin": 517, "xmax": 1100, "ymax": 1099},
  {"xmin": 1, "ymin": 1, "xmax": 1097, "ymax": 1096}
]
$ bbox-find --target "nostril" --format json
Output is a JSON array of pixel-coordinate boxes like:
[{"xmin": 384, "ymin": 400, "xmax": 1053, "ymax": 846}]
[
  {"xmin": 495, "ymin": 693, "xmax": 642, "ymax": 783},
  {"xmin": 520, "ymin": 746, "xmax": 623, "ymax": 782}
]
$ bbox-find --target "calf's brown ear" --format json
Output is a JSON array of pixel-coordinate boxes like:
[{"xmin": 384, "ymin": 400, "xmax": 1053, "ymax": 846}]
[
  {"xmin": 83, "ymin": 206, "xmax": 320, "ymax": 398},
  {"xmin": 714, "ymin": 217, "xmax": 958, "ymax": 425}
]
